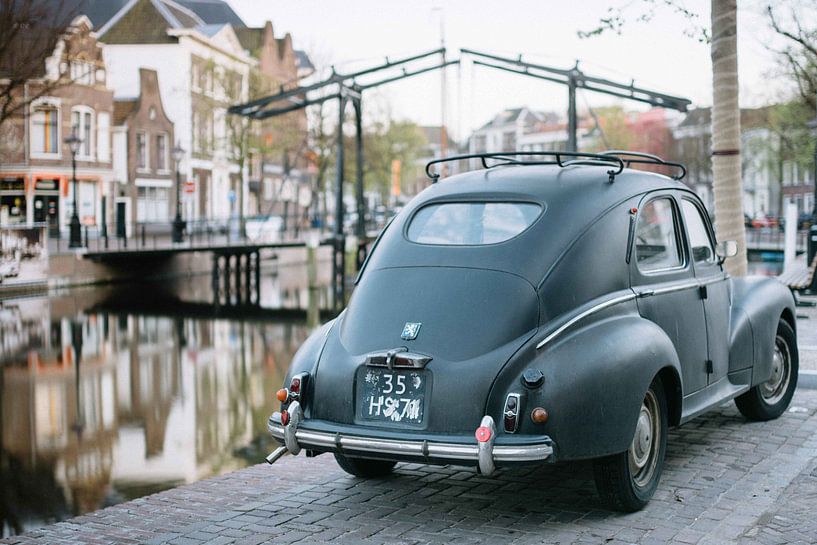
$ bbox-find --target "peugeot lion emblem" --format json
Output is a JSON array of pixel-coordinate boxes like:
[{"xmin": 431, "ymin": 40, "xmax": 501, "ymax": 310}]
[{"xmin": 401, "ymin": 322, "xmax": 422, "ymax": 341}]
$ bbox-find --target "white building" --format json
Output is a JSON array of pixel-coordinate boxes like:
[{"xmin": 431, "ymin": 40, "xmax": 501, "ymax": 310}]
[{"xmin": 98, "ymin": 0, "xmax": 254, "ymax": 222}]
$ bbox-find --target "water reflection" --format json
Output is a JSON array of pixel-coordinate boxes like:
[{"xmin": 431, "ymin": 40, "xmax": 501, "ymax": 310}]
[{"xmin": 0, "ymin": 267, "xmax": 327, "ymax": 537}]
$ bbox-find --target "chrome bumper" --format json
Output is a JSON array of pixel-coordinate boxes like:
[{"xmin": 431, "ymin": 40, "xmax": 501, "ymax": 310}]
[{"xmin": 267, "ymin": 403, "xmax": 553, "ymax": 475}]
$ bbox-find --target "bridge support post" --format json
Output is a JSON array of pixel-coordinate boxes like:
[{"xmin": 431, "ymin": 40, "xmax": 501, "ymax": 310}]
[
  {"xmin": 212, "ymin": 254, "xmax": 221, "ymax": 307},
  {"xmin": 253, "ymin": 251, "xmax": 261, "ymax": 305}
]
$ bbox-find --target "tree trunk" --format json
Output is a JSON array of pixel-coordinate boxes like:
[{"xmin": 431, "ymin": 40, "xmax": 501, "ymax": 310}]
[{"xmin": 710, "ymin": 0, "xmax": 747, "ymax": 276}]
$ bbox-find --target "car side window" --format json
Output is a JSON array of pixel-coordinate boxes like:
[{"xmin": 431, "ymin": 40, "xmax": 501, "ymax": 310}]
[
  {"xmin": 681, "ymin": 199, "xmax": 716, "ymax": 264},
  {"xmin": 635, "ymin": 198, "xmax": 683, "ymax": 272}
]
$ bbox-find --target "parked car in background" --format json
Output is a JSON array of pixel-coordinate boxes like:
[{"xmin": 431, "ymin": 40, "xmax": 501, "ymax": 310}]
[
  {"xmin": 267, "ymin": 151, "xmax": 798, "ymax": 512},
  {"xmin": 750, "ymin": 215, "xmax": 779, "ymax": 229}
]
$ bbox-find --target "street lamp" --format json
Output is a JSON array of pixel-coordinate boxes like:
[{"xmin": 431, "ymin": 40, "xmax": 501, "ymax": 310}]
[
  {"xmin": 172, "ymin": 143, "xmax": 185, "ymax": 243},
  {"xmin": 65, "ymin": 133, "xmax": 83, "ymax": 248}
]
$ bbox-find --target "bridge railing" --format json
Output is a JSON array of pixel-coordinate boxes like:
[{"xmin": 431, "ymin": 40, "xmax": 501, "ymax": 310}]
[
  {"xmin": 50, "ymin": 216, "xmax": 315, "ymax": 254},
  {"xmin": 744, "ymin": 227, "xmax": 807, "ymax": 252},
  {"xmin": 48, "ymin": 212, "xmax": 394, "ymax": 254}
]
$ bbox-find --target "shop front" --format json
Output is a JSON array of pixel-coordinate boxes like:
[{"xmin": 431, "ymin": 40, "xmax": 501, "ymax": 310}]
[
  {"xmin": 32, "ymin": 177, "xmax": 61, "ymax": 236},
  {"xmin": 0, "ymin": 176, "xmax": 27, "ymax": 225}
]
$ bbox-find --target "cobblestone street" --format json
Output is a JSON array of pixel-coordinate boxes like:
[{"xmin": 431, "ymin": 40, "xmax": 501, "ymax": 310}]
[{"xmin": 2, "ymin": 386, "xmax": 817, "ymax": 545}]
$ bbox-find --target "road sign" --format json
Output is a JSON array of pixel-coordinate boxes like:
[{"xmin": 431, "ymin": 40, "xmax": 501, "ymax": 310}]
[{"xmin": 184, "ymin": 181, "xmax": 195, "ymax": 193}]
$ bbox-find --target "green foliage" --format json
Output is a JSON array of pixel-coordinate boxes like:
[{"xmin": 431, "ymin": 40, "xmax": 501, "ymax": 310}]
[
  {"xmin": 360, "ymin": 119, "xmax": 427, "ymax": 200},
  {"xmin": 769, "ymin": 101, "xmax": 814, "ymax": 166},
  {"xmin": 328, "ymin": 117, "xmax": 428, "ymax": 201}
]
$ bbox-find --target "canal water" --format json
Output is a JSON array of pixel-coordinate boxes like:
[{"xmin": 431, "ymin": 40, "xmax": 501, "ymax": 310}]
[
  {"xmin": 0, "ymin": 261, "xmax": 333, "ymax": 538},
  {"xmin": 0, "ymin": 255, "xmax": 784, "ymax": 537}
]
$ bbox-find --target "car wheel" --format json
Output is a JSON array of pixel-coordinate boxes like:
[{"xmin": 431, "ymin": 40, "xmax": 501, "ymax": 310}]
[
  {"xmin": 334, "ymin": 454, "xmax": 396, "ymax": 478},
  {"xmin": 735, "ymin": 319, "xmax": 798, "ymax": 421},
  {"xmin": 593, "ymin": 376, "xmax": 668, "ymax": 512}
]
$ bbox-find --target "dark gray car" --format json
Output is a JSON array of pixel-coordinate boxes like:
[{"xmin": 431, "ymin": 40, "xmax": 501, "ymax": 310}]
[{"xmin": 267, "ymin": 151, "xmax": 798, "ymax": 512}]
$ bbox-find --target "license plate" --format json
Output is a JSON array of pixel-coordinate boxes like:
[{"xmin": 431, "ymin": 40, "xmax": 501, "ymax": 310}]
[{"xmin": 358, "ymin": 368, "xmax": 427, "ymax": 425}]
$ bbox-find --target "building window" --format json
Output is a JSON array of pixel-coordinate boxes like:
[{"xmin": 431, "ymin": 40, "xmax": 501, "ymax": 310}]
[
  {"xmin": 136, "ymin": 186, "xmax": 170, "ymax": 222},
  {"xmin": 137, "ymin": 132, "xmax": 148, "ymax": 170},
  {"xmin": 71, "ymin": 107, "xmax": 94, "ymax": 158},
  {"xmin": 31, "ymin": 105, "xmax": 59, "ymax": 154},
  {"xmin": 192, "ymin": 111, "xmax": 200, "ymax": 152},
  {"xmin": 156, "ymin": 133, "xmax": 168, "ymax": 171},
  {"xmin": 502, "ymin": 132, "xmax": 515, "ymax": 150},
  {"xmin": 97, "ymin": 112, "xmax": 110, "ymax": 162},
  {"xmin": 70, "ymin": 61, "xmax": 95, "ymax": 85}
]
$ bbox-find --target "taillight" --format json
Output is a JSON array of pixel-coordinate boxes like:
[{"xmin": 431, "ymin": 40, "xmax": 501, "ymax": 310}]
[
  {"xmin": 277, "ymin": 373, "xmax": 310, "ymax": 405},
  {"xmin": 276, "ymin": 389, "xmax": 289, "ymax": 402},
  {"xmin": 290, "ymin": 377, "xmax": 301, "ymax": 394},
  {"xmin": 503, "ymin": 393, "xmax": 521, "ymax": 433},
  {"xmin": 281, "ymin": 410, "xmax": 290, "ymax": 426}
]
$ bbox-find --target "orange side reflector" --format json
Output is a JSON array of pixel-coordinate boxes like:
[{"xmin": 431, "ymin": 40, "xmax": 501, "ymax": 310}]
[
  {"xmin": 531, "ymin": 407, "xmax": 548, "ymax": 424},
  {"xmin": 276, "ymin": 389, "xmax": 289, "ymax": 402}
]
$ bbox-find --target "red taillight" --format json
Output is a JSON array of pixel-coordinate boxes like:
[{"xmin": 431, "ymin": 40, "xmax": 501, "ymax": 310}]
[
  {"xmin": 281, "ymin": 410, "xmax": 290, "ymax": 426},
  {"xmin": 290, "ymin": 377, "xmax": 301, "ymax": 394},
  {"xmin": 475, "ymin": 426, "xmax": 492, "ymax": 443}
]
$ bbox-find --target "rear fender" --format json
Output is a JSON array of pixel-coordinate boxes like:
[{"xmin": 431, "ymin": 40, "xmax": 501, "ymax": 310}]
[
  {"xmin": 489, "ymin": 307, "xmax": 682, "ymax": 461},
  {"xmin": 283, "ymin": 318, "xmax": 336, "ymax": 417}
]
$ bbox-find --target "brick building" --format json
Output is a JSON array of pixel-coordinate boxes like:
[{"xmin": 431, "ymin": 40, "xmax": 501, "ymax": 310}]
[
  {"xmin": 0, "ymin": 16, "xmax": 114, "ymax": 235},
  {"xmin": 111, "ymin": 68, "xmax": 176, "ymax": 234},
  {"xmin": 98, "ymin": 0, "xmax": 254, "ymax": 222}
]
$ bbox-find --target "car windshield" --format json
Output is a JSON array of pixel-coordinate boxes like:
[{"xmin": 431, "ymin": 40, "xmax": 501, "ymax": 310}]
[{"xmin": 407, "ymin": 202, "xmax": 541, "ymax": 245}]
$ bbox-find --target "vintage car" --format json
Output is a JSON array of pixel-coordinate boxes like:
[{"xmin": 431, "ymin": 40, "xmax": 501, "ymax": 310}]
[{"xmin": 267, "ymin": 151, "xmax": 798, "ymax": 511}]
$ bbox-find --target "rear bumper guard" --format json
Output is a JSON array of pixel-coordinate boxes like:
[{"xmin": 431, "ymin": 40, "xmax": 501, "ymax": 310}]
[{"xmin": 267, "ymin": 403, "xmax": 553, "ymax": 475}]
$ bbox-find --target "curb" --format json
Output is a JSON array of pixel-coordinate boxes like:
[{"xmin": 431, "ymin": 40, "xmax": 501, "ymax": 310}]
[{"xmin": 799, "ymin": 371, "xmax": 817, "ymax": 390}]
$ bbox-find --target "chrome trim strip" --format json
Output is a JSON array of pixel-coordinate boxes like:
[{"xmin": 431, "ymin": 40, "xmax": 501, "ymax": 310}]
[
  {"xmin": 267, "ymin": 420, "xmax": 552, "ymax": 464},
  {"xmin": 535, "ymin": 274, "xmax": 729, "ymax": 350},
  {"xmin": 536, "ymin": 293, "xmax": 636, "ymax": 350}
]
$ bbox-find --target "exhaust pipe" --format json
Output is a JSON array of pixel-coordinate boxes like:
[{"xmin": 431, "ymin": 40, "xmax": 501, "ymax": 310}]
[{"xmin": 265, "ymin": 445, "xmax": 288, "ymax": 465}]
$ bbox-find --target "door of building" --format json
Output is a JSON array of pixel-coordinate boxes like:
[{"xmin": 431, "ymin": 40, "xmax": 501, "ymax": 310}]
[{"xmin": 116, "ymin": 201, "xmax": 127, "ymax": 238}]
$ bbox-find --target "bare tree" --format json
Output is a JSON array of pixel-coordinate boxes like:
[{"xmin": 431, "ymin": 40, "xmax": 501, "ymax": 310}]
[
  {"xmin": 766, "ymin": 4, "xmax": 817, "ymax": 111},
  {"xmin": 0, "ymin": 0, "xmax": 79, "ymax": 129}
]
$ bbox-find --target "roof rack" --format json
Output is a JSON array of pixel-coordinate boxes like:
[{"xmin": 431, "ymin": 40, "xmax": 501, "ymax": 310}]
[
  {"xmin": 425, "ymin": 150, "xmax": 687, "ymax": 183},
  {"xmin": 601, "ymin": 150, "xmax": 687, "ymax": 181},
  {"xmin": 426, "ymin": 151, "xmax": 625, "ymax": 183}
]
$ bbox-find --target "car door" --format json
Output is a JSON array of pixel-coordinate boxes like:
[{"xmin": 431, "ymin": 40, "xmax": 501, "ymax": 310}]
[
  {"xmin": 630, "ymin": 194, "xmax": 710, "ymax": 395},
  {"xmin": 679, "ymin": 197, "xmax": 730, "ymax": 385}
]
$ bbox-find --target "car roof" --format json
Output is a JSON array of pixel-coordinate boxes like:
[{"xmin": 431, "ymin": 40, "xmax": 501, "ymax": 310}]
[
  {"xmin": 419, "ymin": 163, "xmax": 688, "ymax": 206},
  {"xmin": 365, "ymin": 164, "xmax": 697, "ymax": 288}
]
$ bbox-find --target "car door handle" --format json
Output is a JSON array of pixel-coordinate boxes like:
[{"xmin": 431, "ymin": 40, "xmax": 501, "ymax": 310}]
[{"xmin": 637, "ymin": 290, "xmax": 655, "ymax": 298}]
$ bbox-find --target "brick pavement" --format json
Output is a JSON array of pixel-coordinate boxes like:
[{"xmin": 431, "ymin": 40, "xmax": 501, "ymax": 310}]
[{"xmin": 3, "ymin": 387, "xmax": 817, "ymax": 545}]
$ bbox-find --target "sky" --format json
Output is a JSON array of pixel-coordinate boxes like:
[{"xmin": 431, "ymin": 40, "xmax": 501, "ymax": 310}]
[{"xmin": 230, "ymin": 1, "xmax": 802, "ymax": 140}]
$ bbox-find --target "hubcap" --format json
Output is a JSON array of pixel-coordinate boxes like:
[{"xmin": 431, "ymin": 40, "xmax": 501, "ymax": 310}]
[
  {"xmin": 760, "ymin": 335, "xmax": 791, "ymax": 405},
  {"xmin": 628, "ymin": 389, "xmax": 660, "ymax": 488}
]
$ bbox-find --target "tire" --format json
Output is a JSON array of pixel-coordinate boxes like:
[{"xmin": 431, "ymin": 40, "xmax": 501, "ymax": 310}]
[
  {"xmin": 334, "ymin": 454, "xmax": 396, "ymax": 478},
  {"xmin": 593, "ymin": 376, "xmax": 668, "ymax": 512},
  {"xmin": 735, "ymin": 319, "xmax": 798, "ymax": 421}
]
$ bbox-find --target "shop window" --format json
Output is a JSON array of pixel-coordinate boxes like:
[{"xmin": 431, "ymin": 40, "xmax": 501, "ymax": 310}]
[{"xmin": 136, "ymin": 186, "xmax": 170, "ymax": 222}]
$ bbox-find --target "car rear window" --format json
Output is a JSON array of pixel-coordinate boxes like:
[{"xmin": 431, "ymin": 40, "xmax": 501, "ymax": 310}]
[{"xmin": 407, "ymin": 202, "xmax": 541, "ymax": 245}]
